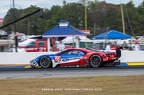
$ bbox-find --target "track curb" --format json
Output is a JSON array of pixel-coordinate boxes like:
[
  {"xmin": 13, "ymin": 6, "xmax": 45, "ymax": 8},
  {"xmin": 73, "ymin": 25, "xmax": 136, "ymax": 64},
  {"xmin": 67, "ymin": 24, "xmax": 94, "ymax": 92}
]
[{"xmin": 0, "ymin": 62, "xmax": 144, "ymax": 68}]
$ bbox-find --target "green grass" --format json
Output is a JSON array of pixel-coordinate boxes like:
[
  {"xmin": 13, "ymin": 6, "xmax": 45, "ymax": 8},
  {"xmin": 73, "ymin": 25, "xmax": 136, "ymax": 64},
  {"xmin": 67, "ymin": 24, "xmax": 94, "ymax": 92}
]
[{"xmin": 0, "ymin": 75, "xmax": 144, "ymax": 95}]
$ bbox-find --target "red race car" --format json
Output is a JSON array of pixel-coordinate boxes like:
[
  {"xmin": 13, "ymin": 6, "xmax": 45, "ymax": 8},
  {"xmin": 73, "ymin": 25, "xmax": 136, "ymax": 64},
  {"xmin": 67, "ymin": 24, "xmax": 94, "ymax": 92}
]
[{"xmin": 30, "ymin": 48, "xmax": 120, "ymax": 68}]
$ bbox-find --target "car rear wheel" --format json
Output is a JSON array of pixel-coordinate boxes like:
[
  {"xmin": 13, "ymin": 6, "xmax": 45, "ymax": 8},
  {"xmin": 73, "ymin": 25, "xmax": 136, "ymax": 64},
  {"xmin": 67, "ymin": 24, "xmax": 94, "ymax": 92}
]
[
  {"xmin": 89, "ymin": 55, "xmax": 102, "ymax": 67},
  {"xmin": 39, "ymin": 56, "xmax": 52, "ymax": 68}
]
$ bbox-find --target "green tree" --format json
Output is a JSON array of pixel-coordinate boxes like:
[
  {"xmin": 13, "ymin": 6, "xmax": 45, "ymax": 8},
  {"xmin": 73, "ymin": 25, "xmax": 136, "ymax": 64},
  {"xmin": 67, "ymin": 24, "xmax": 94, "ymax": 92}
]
[
  {"xmin": 61, "ymin": 3, "xmax": 84, "ymax": 29},
  {"xmin": 43, "ymin": 5, "xmax": 63, "ymax": 33},
  {"xmin": 104, "ymin": 8, "xmax": 122, "ymax": 31},
  {"xmin": 137, "ymin": 1, "xmax": 144, "ymax": 35},
  {"xmin": 2, "ymin": 1, "xmax": 144, "ymax": 36},
  {"xmin": 125, "ymin": 1, "xmax": 141, "ymax": 36}
]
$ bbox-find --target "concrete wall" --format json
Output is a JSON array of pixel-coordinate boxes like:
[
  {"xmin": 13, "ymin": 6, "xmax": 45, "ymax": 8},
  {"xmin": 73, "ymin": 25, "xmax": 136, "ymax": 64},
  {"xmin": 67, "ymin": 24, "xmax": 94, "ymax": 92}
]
[
  {"xmin": 0, "ymin": 51, "xmax": 143, "ymax": 65},
  {"xmin": 0, "ymin": 52, "xmax": 57, "ymax": 64},
  {"xmin": 119, "ymin": 51, "xmax": 144, "ymax": 62}
]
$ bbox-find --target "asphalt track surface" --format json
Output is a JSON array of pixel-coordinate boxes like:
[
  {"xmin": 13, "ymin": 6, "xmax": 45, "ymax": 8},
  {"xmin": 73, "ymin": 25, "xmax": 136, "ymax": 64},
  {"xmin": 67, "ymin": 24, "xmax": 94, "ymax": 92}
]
[{"xmin": 0, "ymin": 66, "xmax": 144, "ymax": 79}]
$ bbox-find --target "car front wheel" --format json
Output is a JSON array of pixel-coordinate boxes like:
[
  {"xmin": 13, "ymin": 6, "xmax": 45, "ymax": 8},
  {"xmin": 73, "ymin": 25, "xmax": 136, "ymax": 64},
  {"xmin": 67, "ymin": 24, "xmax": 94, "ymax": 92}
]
[{"xmin": 39, "ymin": 56, "xmax": 52, "ymax": 68}]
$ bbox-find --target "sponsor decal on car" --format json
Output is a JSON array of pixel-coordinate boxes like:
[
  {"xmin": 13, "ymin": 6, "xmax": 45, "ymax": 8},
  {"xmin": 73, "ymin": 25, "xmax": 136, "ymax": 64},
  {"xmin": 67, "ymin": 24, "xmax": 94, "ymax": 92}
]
[
  {"xmin": 69, "ymin": 57, "xmax": 80, "ymax": 60},
  {"xmin": 62, "ymin": 58, "xmax": 69, "ymax": 62}
]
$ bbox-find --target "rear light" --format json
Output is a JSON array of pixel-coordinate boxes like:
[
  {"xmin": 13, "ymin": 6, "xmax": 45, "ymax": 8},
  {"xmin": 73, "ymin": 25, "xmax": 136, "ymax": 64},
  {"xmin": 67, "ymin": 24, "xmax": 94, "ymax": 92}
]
[
  {"xmin": 105, "ymin": 54, "xmax": 110, "ymax": 57},
  {"xmin": 105, "ymin": 53, "xmax": 115, "ymax": 57}
]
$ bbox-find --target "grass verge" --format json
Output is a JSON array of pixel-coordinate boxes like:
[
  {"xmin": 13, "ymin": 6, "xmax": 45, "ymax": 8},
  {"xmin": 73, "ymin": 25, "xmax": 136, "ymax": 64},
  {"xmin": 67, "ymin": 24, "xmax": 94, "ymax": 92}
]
[{"xmin": 0, "ymin": 75, "xmax": 144, "ymax": 95}]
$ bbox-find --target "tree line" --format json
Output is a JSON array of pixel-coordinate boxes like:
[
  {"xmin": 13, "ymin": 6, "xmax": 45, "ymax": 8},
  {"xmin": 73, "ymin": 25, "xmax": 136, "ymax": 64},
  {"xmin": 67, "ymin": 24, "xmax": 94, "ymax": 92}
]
[{"xmin": 2, "ymin": 0, "xmax": 144, "ymax": 37}]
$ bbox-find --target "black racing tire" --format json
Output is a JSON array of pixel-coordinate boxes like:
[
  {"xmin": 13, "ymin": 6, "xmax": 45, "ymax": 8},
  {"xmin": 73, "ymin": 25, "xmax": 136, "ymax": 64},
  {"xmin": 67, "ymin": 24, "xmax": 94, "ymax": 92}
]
[
  {"xmin": 39, "ymin": 56, "xmax": 52, "ymax": 68},
  {"xmin": 89, "ymin": 55, "xmax": 102, "ymax": 67}
]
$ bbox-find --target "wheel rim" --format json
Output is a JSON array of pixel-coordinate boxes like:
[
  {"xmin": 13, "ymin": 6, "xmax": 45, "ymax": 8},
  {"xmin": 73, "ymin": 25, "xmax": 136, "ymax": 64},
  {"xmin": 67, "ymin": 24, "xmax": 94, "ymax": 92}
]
[
  {"xmin": 40, "ymin": 56, "xmax": 51, "ymax": 68},
  {"xmin": 90, "ymin": 55, "xmax": 101, "ymax": 67}
]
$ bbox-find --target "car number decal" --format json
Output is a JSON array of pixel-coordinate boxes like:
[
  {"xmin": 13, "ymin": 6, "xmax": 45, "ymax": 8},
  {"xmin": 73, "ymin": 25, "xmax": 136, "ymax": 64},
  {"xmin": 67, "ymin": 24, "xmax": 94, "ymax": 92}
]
[{"xmin": 54, "ymin": 56, "xmax": 61, "ymax": 62}]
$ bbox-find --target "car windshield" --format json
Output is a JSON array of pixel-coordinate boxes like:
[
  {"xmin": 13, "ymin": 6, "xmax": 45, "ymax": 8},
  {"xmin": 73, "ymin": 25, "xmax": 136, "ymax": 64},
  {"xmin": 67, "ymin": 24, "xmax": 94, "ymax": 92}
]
[
  {"xmin": 60, "ymin": 50, "xmax": 85, "ymax": 55},
  {"xmin": 85, "ymin": 48, "xmax": 97, "ymax": 51},
  {"xmin": 85, "ymin": 48, "xmax": 105, "ymax": 52}
]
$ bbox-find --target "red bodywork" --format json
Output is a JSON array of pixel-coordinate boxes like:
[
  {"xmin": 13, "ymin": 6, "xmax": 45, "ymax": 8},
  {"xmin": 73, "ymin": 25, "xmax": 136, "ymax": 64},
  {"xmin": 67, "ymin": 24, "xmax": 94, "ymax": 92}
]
[
  {"xmin": 30, "ymin": 48, "xmax": 120, "ymax": 68},
  {"xmin": 55, "ymin": 48, "xmax": 118, "ymax": 67}
]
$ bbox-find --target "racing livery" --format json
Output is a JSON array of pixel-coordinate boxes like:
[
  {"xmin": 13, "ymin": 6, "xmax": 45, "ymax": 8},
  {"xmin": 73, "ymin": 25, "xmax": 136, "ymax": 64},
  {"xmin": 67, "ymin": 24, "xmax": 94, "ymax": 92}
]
[{"xmin": 30, "ymin": 48, "xmax": 120, "ymax": 68}]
